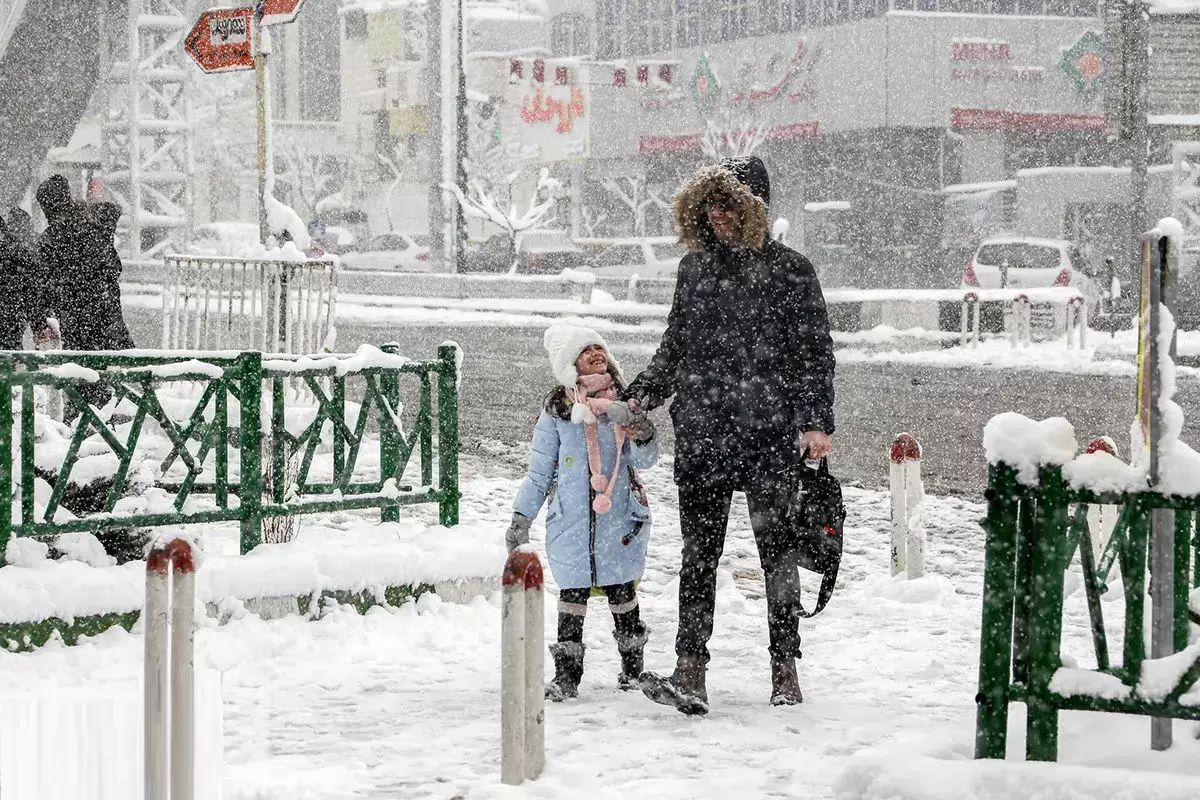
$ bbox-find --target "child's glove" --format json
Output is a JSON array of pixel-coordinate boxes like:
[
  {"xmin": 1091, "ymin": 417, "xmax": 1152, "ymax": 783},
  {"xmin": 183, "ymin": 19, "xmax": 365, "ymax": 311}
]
[
  {"xmin": 629, "ymin": 417, "xmax": 656, "ymax": 444},
  {"xmin": 505, "ymin": 512, "xmax": 532, "ymax": 553},
  {"xmin": 606, "ymin": 400, "xmax": 647, "ymax": 427}
]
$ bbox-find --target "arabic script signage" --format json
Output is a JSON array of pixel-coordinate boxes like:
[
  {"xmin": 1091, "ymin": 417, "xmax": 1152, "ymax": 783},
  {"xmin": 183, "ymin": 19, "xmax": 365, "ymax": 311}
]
[{"xmin": 507, "ymin": 67, "xmax": 589, "ymax": 164}]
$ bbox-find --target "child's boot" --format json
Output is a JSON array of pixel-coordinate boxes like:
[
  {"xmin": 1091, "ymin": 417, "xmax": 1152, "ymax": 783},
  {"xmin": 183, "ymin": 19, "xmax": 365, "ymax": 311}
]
[
  {"xmin": 614, "ymin": 623, "xmax": 649, "ymax": 690},
  {"xmin": 545, "ymin": 641, "xmax": 585, "ymax": 701}
]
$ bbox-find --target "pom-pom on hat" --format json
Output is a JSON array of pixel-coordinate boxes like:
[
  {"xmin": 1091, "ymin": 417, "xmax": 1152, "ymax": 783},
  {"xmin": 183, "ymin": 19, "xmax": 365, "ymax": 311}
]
[{"xmin": 543, "ymin": 324, "xmax": 623, "ymax": 387}]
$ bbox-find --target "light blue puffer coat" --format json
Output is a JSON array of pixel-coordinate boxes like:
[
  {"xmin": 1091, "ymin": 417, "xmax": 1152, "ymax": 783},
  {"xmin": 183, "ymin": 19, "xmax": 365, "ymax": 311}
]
[{"xmin": 514, "ymin": 410, "xmax": 658, "ymax": 590}]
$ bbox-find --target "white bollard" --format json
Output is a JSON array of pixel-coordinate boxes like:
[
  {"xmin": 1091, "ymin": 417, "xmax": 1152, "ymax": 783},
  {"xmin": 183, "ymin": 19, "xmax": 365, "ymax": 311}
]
[
  {"xmin": 1086, "ymin": 437, "xmax": 1121, "ymax": 564},
  {"xmin": 1067, "ymin": 297, "xmax": 1088, "ymax": 351},
  {"xmin": 1013, "ymin": 294, "xmax": 1032, "ymax": 348},
  {"xmin": 961, "ymin": 293, "xmax": 981, "ymax": 349},
  {"xmin": 890, "ymin": 433, "xmax": 925, "ymax": 579},
  {"xmin": 501, "ymin": 548, "xmax": 545, "ymax": 785},
  {"xmin": 145, "ymin": 538, "xmax": 198, "ymax": 800}
]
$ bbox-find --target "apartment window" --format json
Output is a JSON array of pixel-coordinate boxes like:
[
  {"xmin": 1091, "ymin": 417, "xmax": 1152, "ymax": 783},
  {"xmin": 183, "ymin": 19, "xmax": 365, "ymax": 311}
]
[
  {"xmin": 551, "ymin": 13, "xmax": 591, "ymax": 56},
  {"xmin": 676, "ymin": 0, "xmax": 702, "ymax": 45},
  {"xmin": 344, "ymin": 10, "xmax": 367, "ymax": 39},
  {"xmin": 891, "ymin": 0, "xmax": 914, "ymax": 9},
  {"xmin": 598, "ymin": 0, "xmax": 626, "ymax": 57},
  {"xmin": 1017, "ymin": 0, "xmax": 1044, "ymax": 12},
  {"xmin": 299, "ymin": 0, "xmax": 340, "ymax": 121},
  {"xmin": 718, "ymin": 0, "xmax": 751, "ymax": 40},
  {"xmin": 643, "ymin": 0, "xmax": 671, "ymax": 51},
  {"xmin": 777, "ymin": 0, "xmax": 804, "ymax": 30},
  {"xmin": 915, "ymin": 0, "xmax": 937, "ymax": 9}
]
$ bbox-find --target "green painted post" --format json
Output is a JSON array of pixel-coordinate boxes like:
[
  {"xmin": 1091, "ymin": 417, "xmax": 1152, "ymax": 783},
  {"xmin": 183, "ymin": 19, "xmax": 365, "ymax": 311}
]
[
  {"xmin": 1011, "ymin": 497, "xmax": 1036, "ymax": 686},
  {"xmin": 20, "ymin": 379, "xmax": 34, "ymax": 528},
  {"xmin": 1077, "ymin": 519, "xmax": 1111, "ymax": 671},
  {"xmin": 975, "ymin": 463, "xmax": 1020, "ymax": 760},
  {"xmin": 379, "ymin": 343, "xmax": 401, "ymax": 523},
  {"xmin": 215, "ymin": 377, "xmax": 229, "ymax": 508},
  {"xmin": 239, "ymin": 352, "xmax": 264, "ymax": 554},
  {"xmin": 0, "ymin": 357, "xmax": 13, "ymax": 565},
  {"xmin": 437, "ymin": 344, "xmax": 459, "ymax": 527},
  {"xmin": 420, "ymin": 372, "xmax": 433, "ymax": 488},
  {"xmin": 1025, "ymin": 466, "xmax": 1069, "ymax": 763},
  {"xmin": 271, "ymin": 375, "xmax": 286, "ymax": 503},
  {"xmin": 333, "ymin": 374, "xmax": 346, "ymax": 482},
  {"xmin": 1193, "ymin": 510, "xmax": 1200, "ymax": 589},
  {"xmin": 1175, "ymin": 510, "xmax": 1192, "ymax": 654},
  {"xmin": 1123, "ymin": 504, "xmax": 1150, "ymax": 685}
]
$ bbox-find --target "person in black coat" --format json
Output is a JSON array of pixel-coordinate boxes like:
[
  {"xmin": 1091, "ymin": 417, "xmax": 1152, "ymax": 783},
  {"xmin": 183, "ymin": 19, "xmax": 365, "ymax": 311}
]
[
  {"xmin": 625, "ymin": 156, "xmax": 836, "ymax": 715},
  {"xmin": 35, "ymin": 174, "xmax": 135, "ymax": 353},
  {"xmin": 0, "ymin": 208, "xmax": 49, "ymax": 349}
]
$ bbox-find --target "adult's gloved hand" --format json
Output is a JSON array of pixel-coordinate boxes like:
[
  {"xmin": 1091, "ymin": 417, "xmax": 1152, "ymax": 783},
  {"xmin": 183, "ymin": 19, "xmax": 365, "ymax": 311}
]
[
  {"xmin": 628, "ymin": 416, "xmax": 657, "ymax": 444},
  {"xmin": 505, "ymin": 512, "xmax": 532, "ymax": 553},
  {"xmin": 606, "ymin": 400, "xmax": 647, "ymax": 427}
]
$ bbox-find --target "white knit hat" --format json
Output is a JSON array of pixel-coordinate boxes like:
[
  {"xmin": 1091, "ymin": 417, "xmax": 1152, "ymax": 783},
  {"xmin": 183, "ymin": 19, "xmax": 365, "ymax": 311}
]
[{"xmin": 543, "ymin": 324, "xmax": 623, "ymax": 387}]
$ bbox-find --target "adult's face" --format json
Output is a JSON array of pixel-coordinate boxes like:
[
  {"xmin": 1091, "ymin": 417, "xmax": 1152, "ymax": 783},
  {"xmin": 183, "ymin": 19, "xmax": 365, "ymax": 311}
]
[{"xmin": 706, "ymin": 193, "xmax": 742, "ymax": 244}]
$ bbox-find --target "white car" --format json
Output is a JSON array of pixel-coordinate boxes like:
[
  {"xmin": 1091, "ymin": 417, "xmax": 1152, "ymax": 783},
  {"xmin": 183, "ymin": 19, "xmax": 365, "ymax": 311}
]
[
  {"xmin": 576, "ymin": 237, "xmax": 686, "ymax": 279},
  {"xmin": 338, "ymin": 232, "xmax": 431, "ymax": 271},
  {"xmin": 962, "ymin": 236, "xmax": 1095, "ymax": 294},
  {"xmin": 174, "ymin": 222, "xmax": 262, "ymax": 257}
]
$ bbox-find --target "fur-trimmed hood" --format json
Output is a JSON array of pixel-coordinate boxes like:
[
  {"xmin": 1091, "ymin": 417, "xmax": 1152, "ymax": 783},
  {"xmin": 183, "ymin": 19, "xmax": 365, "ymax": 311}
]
[{"xmin": 673, "ymin": 156, "xmax": 772, "ymax": 253}]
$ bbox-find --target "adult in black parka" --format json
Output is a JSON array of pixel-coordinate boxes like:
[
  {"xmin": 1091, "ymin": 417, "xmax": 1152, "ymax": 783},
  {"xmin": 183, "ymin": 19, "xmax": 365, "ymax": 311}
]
[
  {"xmin": 0, "ymin": 208, "xmax": 49, "ymax": 349},
  {"xmin": 35, "ymin": 174, "xmax": 134, "ymax": 352},
  {"xmin": 625, "ymin": 156, "xmax": 836, "ymax": 715}
]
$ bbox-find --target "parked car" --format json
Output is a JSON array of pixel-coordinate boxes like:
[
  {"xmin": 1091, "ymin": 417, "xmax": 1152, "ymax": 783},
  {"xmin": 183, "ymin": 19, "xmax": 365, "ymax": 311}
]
[
  {"xmin": 575, "ymin": 236, "xmax": 686, "ymax": 278},
  {"xmin": 172, "ymin": 222, "xmax": 262, "ymax": 257},
  {"xmin": 515, "ymin": 230, "xmax": 588, "ymax": 274},
  {"xmin": 338, "ymin": 232, "xmax": 431, "ymax": 271},
  {"xmin": 962, "ymin": 236, "xmax": 1098, "ymax": 298}
]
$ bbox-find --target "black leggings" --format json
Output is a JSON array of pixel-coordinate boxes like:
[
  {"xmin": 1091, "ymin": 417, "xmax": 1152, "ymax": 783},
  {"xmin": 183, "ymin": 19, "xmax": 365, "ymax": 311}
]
[{"xmin": 556, "ymin": 581, "xmax": 643, "ymax": 643}]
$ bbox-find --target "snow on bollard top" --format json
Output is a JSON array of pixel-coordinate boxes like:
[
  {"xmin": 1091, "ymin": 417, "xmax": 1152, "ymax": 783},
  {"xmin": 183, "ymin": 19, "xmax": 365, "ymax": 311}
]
[
  {"xmin": 146, "ymin": 532, "xmax": 204, "ymax": 575},
  {"xmin": 502, "ymin": 546, "xmax": 543, "ymax": 590},
  {"xmin": 983, "ymin": 412, "xmax": 1077, "ymax": 485},
  {"xmin": 1086, "ymin": 437, "xmax": 1118, "ymax": 456},
  {"xmin": 890, "ymin": 432, "xmax": 921, "ymax": 463}
]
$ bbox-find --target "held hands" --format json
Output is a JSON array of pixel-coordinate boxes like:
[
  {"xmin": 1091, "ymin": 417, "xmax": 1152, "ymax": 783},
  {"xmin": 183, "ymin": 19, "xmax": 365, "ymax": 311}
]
[
  {"xmin": 505, "ymin": 512, "xmax": 532, "ymax": 553},
  {"xmin": 800, "ymin": 430, "xmax": 832, "ymax": 460},
  {"xmin": 607, "ymin": 400, "xmax": 656, "ymax": 443}
]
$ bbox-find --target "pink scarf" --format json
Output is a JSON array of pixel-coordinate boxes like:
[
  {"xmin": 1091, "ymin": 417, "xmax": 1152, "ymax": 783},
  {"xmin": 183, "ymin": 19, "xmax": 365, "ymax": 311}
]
[{"xmin": 570, "ymin": 373, "xmax": 625, "ymax": 514}]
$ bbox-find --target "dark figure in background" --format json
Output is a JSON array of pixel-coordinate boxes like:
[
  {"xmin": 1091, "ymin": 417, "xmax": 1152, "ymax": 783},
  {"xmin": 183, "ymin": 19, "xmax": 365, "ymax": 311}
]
[
  {"xmin": 35, "ymin": 174, "xmax": 134, "ymax": 353},
  {"xmin": 625, "ymin": 156, "xmax": 836, "ymax": 715},
  {"xmin": 0, "ymin": 207, "xmax": 48, "ymax": 349}
]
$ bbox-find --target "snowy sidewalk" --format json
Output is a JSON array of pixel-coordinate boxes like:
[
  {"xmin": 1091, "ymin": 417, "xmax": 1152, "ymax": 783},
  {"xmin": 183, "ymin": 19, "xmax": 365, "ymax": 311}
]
[{"xmin": 5, "ymin": 451, "xmax": 1200, "ymax": 798}]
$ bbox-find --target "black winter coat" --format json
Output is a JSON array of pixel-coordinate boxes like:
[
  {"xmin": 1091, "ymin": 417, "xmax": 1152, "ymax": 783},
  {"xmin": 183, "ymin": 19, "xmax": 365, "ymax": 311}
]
[
  {"xmin": 38, "ymin": 200, "xmax": 134, "ymax": 351},
  {"xmin": 627, "ymin": 157, "xmax": 835, "ymax": 488},
  {"xmin": 0, "ymin": 231, "xmax": 47, "ymax": 350}
]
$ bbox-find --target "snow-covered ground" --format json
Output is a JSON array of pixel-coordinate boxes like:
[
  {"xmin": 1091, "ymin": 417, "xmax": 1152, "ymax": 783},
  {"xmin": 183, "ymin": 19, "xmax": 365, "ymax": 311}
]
[{"xmin": 5, "ymin": 449, "xmax": 1200, "ymax": 798}]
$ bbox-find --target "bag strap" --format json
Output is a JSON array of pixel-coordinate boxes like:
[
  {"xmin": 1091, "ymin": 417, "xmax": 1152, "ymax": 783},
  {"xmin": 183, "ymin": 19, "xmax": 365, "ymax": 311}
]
[{"xmin": 797, "ymin": 563, "xmax": 838, "ymax": 618}]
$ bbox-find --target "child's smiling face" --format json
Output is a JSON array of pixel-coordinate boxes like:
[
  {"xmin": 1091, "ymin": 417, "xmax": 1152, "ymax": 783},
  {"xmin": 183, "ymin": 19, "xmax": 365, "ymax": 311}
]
[{"xmin": 575, "ymin": 344, "xmax": 608, "ymax": 377}]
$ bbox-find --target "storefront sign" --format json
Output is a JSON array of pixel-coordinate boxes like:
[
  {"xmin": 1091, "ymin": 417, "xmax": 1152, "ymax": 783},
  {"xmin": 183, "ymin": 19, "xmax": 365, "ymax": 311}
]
[
  {"xmin": 507, "ymin": 67, "xmax": 590, "ymax": 163},
  {"xmin": 952, "ymin": 40, "xmax": 1012, "ymax": 61},
  {"xmin": 1060, "ymin": 30, "xmax": 1106, "ymax": 97}
]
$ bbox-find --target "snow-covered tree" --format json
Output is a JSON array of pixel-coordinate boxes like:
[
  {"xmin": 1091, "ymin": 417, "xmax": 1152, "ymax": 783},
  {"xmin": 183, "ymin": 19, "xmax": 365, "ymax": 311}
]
[
  {"xmin": 444, "ymin": 167, "xmax": 562, "ymax": 272},
  {"xmin": 699, "ymin": 55, "xmax": 769, "ymax": 161}
]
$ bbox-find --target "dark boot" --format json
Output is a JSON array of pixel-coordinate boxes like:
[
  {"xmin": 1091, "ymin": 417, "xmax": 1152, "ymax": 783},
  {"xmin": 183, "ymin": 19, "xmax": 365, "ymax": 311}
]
[
  {"xmin": 545, "ymin": 642, "xmax": 585, "ymax": 702},
  {"xmin": 770, "ymin": 655, "xmax": 803, "ymax": 706},
  {"xmin": 639, "ymin": 653, "xmax": 708, "ymax": 716},
  {"xmin": 614, "ymin": 624, "xmax": 649, "ymax": 690}
]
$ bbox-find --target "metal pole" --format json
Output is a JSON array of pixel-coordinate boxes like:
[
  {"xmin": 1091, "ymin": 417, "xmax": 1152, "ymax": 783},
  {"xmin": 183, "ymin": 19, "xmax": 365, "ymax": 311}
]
[
  {"xmin": 454, "ymin": 0, "xmax": 468, "ymax": 273},
  {"xmin": 1127, "ymin": 0, "xmax": 1151, "ymax": 272},
  {"xmin": 254, "ymin": 11, "xmax": 270, "ymax": 246},
  {"xmin": 427, "ymin": 0, "xmax": 446, "ymax": 271}
]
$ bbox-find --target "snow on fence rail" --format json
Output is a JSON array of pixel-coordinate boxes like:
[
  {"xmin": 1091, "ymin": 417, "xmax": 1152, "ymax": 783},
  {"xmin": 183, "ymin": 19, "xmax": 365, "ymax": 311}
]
[
  {"xmin": 160, "ymin": 255, "xmax": 338, "ymax": 354},
  {"xmin": 0, "ymin": 344, "xmax": 461, "ymax": 565}
]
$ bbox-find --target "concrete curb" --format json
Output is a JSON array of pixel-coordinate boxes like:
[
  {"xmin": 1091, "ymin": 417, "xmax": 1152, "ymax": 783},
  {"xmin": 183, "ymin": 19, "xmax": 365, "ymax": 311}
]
[{"xmin": 0, "ymin": 575, "xmax": 501, "ymax": 653}]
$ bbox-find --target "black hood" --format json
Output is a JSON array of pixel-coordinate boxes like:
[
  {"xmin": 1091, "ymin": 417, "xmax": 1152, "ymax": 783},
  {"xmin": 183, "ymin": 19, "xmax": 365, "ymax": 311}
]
[
  {"xmin": 36, "ymin": 174, "xmax": 73, "ymax": 219},
  {"xmin": 721, "ymin": 156, "xmax": 771, "ymax": 209}
]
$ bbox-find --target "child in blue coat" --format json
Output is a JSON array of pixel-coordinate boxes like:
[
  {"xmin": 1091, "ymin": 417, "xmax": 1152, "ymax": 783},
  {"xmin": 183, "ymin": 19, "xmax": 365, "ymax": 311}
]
[{"xmin": 507, "ymin": 324, "xmax": 659, "ymax": 700}]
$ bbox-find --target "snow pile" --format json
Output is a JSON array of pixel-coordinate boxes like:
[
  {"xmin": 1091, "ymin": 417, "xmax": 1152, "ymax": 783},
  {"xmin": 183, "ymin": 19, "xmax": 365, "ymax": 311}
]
[
  {"xmin": 837, "ymin": 750, "xmax": 1200, "ymax": 800},
  {"xmin": 858, "ymin": 573, "xmax": 959, "ymax": 606},
  {"xmin": 1050, "ymin": 667, "xmax": 1130, "ymax": 701},
  {"xmin": 3, "ymin": 537, "xmax": 47, "ymax": 568},
  {"xmin": 1137, "ymin": 641, "xmax": 1200, "ymax": 703},
  {"xmin": 54, "ymin": 532, "xmax": 117, "ymax": 568},
  {"xmin": 1063, "ymin": 450, "xmax": 1145, "ymax": 494},
  {"xmin": 983, "ymin": 413, "xmax": 1077, "ymax": 484}
]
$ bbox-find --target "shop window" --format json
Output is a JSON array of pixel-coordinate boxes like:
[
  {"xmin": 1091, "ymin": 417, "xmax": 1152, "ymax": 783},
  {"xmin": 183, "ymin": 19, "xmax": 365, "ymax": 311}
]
[
  {"xmin": 891, "ymin": 0, "xmax": 915, "ymax": 9},
  {"xmin": 1017, "ymin": 0, "xmax": 1044, "ymax": 12},
  {"xmin": 915, "ymin": 0, "xmax": 937, "ymax": 10},
  {"xmin": 598, "ymin": 0, "xmax": 626, "ymax": 57},
  {"xmin": 718, "ymin": 0, "xmax": 752, "ymax": 40}
]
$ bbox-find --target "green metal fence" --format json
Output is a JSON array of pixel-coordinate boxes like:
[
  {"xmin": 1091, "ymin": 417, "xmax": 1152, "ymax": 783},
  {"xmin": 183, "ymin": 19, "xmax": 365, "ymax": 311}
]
[
  {"xmin": 0, "ymin": 344, "xmax": 460, "ymax": 565},
  {"xmin": 975, "ymin": 462, "xmax": 1200, "ymax": 762}
]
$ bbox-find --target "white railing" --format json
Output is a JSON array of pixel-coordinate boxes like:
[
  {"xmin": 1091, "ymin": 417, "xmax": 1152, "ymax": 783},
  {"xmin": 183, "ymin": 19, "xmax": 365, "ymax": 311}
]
[
  {"xmin": 161, "ymin": 255, "xmax": 338, "ymax": 354},
  {"xmin": 959, "ymin": 288, "xmax": 1087, "ymax": 349}
]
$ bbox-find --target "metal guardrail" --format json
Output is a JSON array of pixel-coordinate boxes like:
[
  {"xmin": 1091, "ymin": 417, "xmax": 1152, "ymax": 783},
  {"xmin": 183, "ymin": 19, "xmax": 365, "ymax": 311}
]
[
  {"xmin": 160, "ymin": 255, "xmax": 338, "ymax": 354},
  {"xmin": 0, "ymin": 344, "xmax": 460, "ymax": 565},
  {"xmin": 975, "ymin": 462, "xmax": 1200, "ymax": 762}
]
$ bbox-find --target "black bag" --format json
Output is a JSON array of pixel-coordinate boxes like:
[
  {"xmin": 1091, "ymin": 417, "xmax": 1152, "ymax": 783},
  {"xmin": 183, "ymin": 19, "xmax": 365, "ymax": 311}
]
[{"xmin": 786, "ymin": 458, "xmax": 846, "ymax": 617}]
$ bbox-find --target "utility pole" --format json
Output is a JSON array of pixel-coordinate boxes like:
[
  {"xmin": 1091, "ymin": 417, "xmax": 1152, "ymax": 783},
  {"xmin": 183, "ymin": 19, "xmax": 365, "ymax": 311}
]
[
  {"xmin": 427, "ymin": 0, "xmax": 446, "ymax": 271},
  {"xmin": 1125, "ymin": 0, "xmax": 1151, "ymax": 265},
  {"xmin": 254, "ymin": 5, "xmax": 272, "ymax": 246},
  {"xmin": 455, "ymin": 0, "xmax": 468, "ymax": 273}
]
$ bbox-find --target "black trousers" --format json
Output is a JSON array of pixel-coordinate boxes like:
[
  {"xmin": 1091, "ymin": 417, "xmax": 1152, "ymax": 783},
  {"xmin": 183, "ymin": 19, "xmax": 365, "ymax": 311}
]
[
  {"xmin": 557, "ymin": 581, "xmax": 643, "ymax": 643},
  {"xmin": 675, "ymin": 475, "xmax": 803, "ymax": 663}
]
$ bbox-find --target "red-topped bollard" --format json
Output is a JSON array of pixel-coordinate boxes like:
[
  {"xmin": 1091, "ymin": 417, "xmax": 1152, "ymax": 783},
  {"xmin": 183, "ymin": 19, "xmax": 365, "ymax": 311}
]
[
  {"xmin": 890, "ymin": 433, "xmax": 925, "ymax": 579},
  {"xmin": 501, "ymin": 548, "xmax": 545, "ymax": 785},
  {"xmin": 1086, "ymin": 436, "xmax": 1117, "ymax": 457},
  {"xmin": 145, "ymin": 537, "xmax": 199, "ymax": 800}
]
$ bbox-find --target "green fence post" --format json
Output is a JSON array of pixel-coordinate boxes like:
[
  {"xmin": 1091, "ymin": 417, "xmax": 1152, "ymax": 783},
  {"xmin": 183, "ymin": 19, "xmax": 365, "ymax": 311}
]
[
  {"xmin": 215, "ymin": 377, "xmax": 229, "ymax": 508},
  {"xmin": 333, "ymin": 374, "xmax": 346, "ymax": 482},
  {"xmin": 0, "ymin": 357, "xmax": 13, "ymax": 566},
  {"xmin": 379, "ymin": 343, "xmax": 401, "ymax": 523},
  {"xmin": 975, "ymin": 463, "xmax": 1020, "ymax": 760},
  {"xmin": 271, "ymin": 375, "xmax": 286, "ymax": 504},
  {"xmin": 437, "ymin": 344, "xmax": 459, "ymax": 527},
  {"xmin": 20, "ymin": 376, "xmax": 34, "ymax": 528},
  {"xmin": 239, "ymin": 352, "xmax": 264, "ymax": 554},
  {"xmin": 1175, "ymin": 510, "xmax": 1192, "ymax": 654},
  {"xmin": 1011, "ymin": 496, "xmax": 1036, "ymax": 686},
  {"xmin": 1122, "ymin": 503, "xmax": 1150, "ymax": 685},
  {"xmin": 1025, "ymin": 466, "xmax": 1069, "ymax": 762}
]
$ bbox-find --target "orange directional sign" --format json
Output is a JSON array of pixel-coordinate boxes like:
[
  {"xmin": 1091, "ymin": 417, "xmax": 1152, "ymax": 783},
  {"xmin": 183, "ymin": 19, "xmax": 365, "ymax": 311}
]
[
  {"xmin": 259, "ymin": 0, "xmax": 305, "ymax": 26},
  {"xmin": 185, "ymin": 7, "xmax": 255, "ymax": 73}
]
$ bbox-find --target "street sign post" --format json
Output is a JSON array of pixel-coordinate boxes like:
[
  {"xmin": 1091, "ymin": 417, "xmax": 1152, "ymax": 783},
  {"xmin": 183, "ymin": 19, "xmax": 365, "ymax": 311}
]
[
  {"xmin": 258, "ymin": 0, "xmax": 305, "ymax": 26},
  {"xmin": 184, "ymin": 8, "xmax": 255, "ymax": 73}
]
